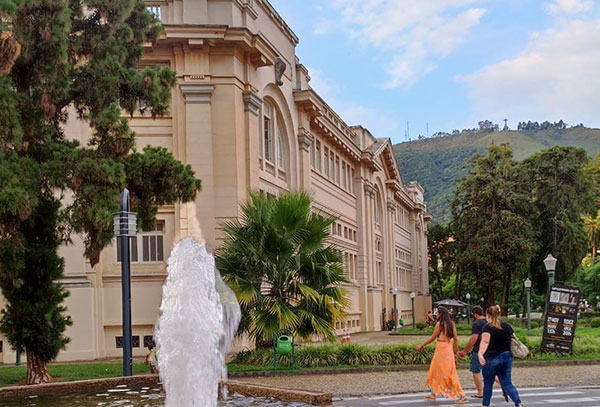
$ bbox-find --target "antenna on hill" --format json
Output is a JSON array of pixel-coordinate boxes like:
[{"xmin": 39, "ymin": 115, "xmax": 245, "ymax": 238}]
[
  {"xmin": 503, "ymin": 119, "xmax": 509, "ymax": 131},
  {"xmin": 406, "ymin": 121, "xmax": 410, "ymax": 141},
  {"xmin": 426, "ymin": 122, "xmax": 429, "ymax": 138}
]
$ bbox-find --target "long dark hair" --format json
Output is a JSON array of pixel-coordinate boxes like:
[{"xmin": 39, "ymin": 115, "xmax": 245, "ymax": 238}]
[{"xmin": 436, "ymin": 306, "xmax": 454, "ymax": 338}]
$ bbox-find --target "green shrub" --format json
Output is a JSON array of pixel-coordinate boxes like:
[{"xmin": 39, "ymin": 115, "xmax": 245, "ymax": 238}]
[
  {"xmin": 590, "ymin": 318, "xmax": 600, "ymax": 328},
  {"xmin": 530, "ymin": 321, "xmax": 540, "ymax": 329},
  {"xmin": 416, "ymin": 322, "xmax": 427, "ymax": 330}
]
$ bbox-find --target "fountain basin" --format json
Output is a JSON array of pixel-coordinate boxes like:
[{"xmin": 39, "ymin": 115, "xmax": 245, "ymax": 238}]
[{"xmin": 0, "ymin": 375, "xmax": 332, "ymax": 406}]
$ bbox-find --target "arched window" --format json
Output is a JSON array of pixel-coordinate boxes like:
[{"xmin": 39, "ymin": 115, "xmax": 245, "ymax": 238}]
[
  {"xmin": 277, "ymin": 120, "xmax": 286, "ymax": 169},
  {"xmin": 263, "ymin": 103, "xmax": 273, "ymax": 161},
  {"xmin": 261, "ymin": 100, "xmax": 288, "ymax": 172}
]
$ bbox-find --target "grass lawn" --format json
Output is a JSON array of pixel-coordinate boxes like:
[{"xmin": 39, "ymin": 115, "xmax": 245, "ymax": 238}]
[
  {"xmin": 0, "ymin": 362, "xmax": 149, "ymax": 388},
  {"xmin": 392, "ymin": 324, "xmax": 600, "ymax": 339}
]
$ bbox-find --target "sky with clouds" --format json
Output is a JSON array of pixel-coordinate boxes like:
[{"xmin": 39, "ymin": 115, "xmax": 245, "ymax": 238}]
[{"xmin": 268, "ymin": 0, "xmax": 600, "ymax": 143}]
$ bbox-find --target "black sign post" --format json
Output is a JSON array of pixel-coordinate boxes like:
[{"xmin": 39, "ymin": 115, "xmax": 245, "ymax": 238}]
[{"xmin": 541, "ymin": 284, "xmax": 581, "ymax": 353}]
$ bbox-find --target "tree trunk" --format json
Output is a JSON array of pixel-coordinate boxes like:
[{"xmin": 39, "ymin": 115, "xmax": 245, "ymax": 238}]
[
  {"xmin": 501, "ymin": 270, "xmax": 512, "ymax": 316},
  {"xmin": 26, "ymin": 351, "xmax": 51, "ymax": 385}
]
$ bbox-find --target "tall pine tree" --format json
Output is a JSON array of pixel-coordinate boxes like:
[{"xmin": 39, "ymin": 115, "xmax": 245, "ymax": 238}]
[
  {"xmin": 451, "ymin": 144, "xmax": 537, "ymax": 310},
  {"xmin": 0, "ymin": 0, "xmax": 201, "ymax": 384},
  {"xmin": 521, "ymin": 147, "xmax": 595, "ymax": 285}
]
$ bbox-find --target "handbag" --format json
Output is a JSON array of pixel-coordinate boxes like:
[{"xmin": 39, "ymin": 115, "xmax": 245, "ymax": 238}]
[{"xmin": 510, "ymin": 336, "xmax": 529, "ymax": 358}]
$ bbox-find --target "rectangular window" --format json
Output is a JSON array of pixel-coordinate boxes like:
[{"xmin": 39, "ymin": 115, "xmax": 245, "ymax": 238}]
[
  {"xmin": 350, "ymin": 169, "xmax": 354, "ymax": 192},
  {"xmin": 329, "ymin": 152, "xmax": 335, "ymax": 179},
  {"xmin": 324, "ymin": 147, "xmax": 329, "ymax": 175},
  {"xmin": 310, "ymin": 141, "xmax": 315, "ymax": 168},
  {"xmin": 147, "ymin": 6, "xmax": 162, "ymax": 20},
  {"xmin": 316, "ymin": 141, "xmax": 322, "ymax": 171},
  {"xmin": 117, "ymin": 221, "xmax": 165, "ymax": 264},
  {"xmin": 338, "ymin": 224, "xmax": 342, "ymax": 236},
  {"xmin": 115, "ymin": 336, "xmax": 124, "ymax": 349},
  {"xmin": 264, "ymin": 104, "xmax": 273, "ymax": 162},
  {"xmin": 335, "ymin": 156, "xmax": 340, "ymax": 184},
  {"xmin": 144, "ymin": 335, "xmax": 155, "ymax": 348},
  {"xmin": 342, "ymin": 162, "xmax": 347, "ymax": 188},
  {"xmin": 344, "ymin": 227, "xmax": 348, "ymax": 239}
]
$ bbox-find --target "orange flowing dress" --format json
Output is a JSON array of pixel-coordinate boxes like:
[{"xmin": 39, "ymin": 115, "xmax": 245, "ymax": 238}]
[{"xmin": 424, "ymin": 336, "xmax": 464, "ymax": 398}]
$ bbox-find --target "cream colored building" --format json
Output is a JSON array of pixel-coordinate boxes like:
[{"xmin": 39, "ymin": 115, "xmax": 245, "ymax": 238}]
[{"xmin": 0, "ymin": 0, "xmax": 431, "ymax": 363}]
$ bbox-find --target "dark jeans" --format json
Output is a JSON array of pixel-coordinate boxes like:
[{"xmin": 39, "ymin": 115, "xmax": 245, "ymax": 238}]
[{"xmin": 482, "ymin": 351, "xmax": 521, "ymax": 406}]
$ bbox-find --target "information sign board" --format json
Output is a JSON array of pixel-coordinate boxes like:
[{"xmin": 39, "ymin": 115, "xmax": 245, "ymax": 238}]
[{"xmin": 541, "ymin": 284, "xmax": 581, "ymax": 353}]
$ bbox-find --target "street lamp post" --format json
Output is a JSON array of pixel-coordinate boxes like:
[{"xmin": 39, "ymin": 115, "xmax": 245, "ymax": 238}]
[
  {"xmin": 466, "ymin": 293, "xmax": 471, "ymax": 324},
  {"xmin": 524, "ymin": 278, "xmax": 532, "ymax": 332},
  {"xmin": 544, "ymin": 254, "xmax": 557, "ymax": 289},
  {"xmin": 543, "ymin": 254, "xmax": 557, "ymax": 320},
  {"xmin": 390, "ymin": 288, "xmax": 399, "ymax": 331},
  {"xmin": 113, "ymin": 189, "xmax": 137, "ymax": 377},
  {"xmin": 410, "ymin": 291, "xmax": 416, "ymax": 329}
]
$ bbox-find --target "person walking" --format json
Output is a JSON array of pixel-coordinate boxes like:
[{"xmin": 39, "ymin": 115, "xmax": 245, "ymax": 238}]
[
  {"xmin": 478, "ymin": 306, "xmax": 523, "ymax": 407},
  {"xmin": 415, "ymin": 306, "xmax": 468, "ymax": 404},
  {"xmin": 458, "ymin": 305, "xmax": 487, "ymax": 399}
]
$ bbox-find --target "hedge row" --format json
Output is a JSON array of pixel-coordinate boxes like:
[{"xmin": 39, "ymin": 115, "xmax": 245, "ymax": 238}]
[{"xmin": 233, "ymin": 336, "xmax": 600, "ymax": 368}]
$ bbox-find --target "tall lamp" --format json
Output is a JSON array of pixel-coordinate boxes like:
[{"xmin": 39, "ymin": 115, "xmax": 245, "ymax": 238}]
[
  {"xmin": 390, "ymin": 287, "xmax": 399, "ymax": 331},
  {"xmin": 410, "ymin": 291, "xmax": 416, "ymax": 329},
  {"xmin": 524, "ymin": 278, "xmax": 532, "ymax": 332},
  {"xmin": 113, "ymin": 189, "xmax": 137, "ymax": 377},
  {"xmin": 466, "ymin": 293, "xmax": 471, "ymax": 324},
  {"xmin": 543, "ymin": 254, "xmax": 557, "ymax": 288}
]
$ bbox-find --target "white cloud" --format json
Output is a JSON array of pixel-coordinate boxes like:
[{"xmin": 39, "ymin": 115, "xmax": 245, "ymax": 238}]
[
  {"xmin": 307, "ymin": 67, "xmax": 399, "ymax": 137},
  {"xmin": 458, "ymin": 19, "xmax": 600, "ymax": 127},
  {"xmin": 544, "ymin": 0, "xmax": 594, "ymax": 15},
  {"xmin": 320, "ymin": 0, "xmax": 486, "ymax": 87}
]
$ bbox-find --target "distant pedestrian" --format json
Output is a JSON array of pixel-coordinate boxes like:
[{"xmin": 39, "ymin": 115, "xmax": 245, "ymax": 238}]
[
  {"xmin": 478, "ymin": 306, "xmax": 523, "ymax": 407},
  {"xmin": 145, "ymin": 340, "xmax": 158, "ymax": 374},
  {"xmin": 458, "ymin": 305, "xmax": 487, "ymax": 398},
  {"xmin": 415, "ymin": 306, "xmax": 468, "ymax": 404},
  {"xmin": 426, "ymin": 311, "xmax": 435, "ymax": 327}
]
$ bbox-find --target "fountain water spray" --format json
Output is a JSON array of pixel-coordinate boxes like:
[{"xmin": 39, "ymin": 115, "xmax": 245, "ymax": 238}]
[{"xmin": 155, "ymin": 237, "xmax": 241, "ymax": 407}]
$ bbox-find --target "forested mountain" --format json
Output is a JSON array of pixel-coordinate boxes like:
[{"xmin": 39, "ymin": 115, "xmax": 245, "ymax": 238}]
[{"xmin": 393, "ymin": 126, "xmax": 600, "ymax": 223}]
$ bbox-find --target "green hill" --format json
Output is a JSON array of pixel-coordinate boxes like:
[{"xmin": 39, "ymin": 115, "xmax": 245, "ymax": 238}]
[{"xmin": 393, "ymin": 127, "xmax": 600, "ymax": 224}]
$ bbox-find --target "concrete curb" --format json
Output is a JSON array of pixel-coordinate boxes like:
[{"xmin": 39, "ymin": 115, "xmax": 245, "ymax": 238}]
[
  {"xmin": 229, "ymin": 358, "xmax": 600, "ymax": 378},
  {"xmin": 0, "ymin": 374, "xmax": 333, "ymax": 406}
]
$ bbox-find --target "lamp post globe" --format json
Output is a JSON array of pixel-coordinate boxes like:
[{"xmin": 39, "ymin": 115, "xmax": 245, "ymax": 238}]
[{"xmin": 543, "ymin": 254, "xmax": 557, "ymax": 320}]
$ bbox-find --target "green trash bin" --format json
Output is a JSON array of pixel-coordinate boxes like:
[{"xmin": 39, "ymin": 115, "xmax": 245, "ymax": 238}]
[{"xmin": 276, "ymin": 335, "xmax": 292, "ymax": 355}]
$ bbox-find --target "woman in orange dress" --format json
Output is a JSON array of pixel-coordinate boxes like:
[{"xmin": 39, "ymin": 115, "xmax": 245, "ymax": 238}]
[{"xmin": 415, "ymin": 306, "xmax": 468, "ymax": 404}]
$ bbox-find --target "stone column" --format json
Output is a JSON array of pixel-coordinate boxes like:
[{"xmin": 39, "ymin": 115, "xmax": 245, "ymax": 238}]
[
  {"xmin": 297, "ymin": 129, "xmax": 313, "ymax": 191},
  {"xmin": 179, "ymin": 82, "xmax": 215, "ymax": 246},
  {"xmin": 242, "ymin": 91, "xmax": 262, "ymax": 191}
]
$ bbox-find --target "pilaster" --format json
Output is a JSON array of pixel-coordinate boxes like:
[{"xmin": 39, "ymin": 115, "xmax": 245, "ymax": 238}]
[
  {"xmin": 243, "ymin": 91, "xmax": 262, "ymax": 190},
  {"xmin": 297, "ymin": 129, "xmax": 313, "ymax": 190}
]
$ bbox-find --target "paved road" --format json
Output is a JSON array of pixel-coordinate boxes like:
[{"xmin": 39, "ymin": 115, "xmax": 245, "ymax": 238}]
[{"xmin": 334, "ymin": 386, "xmax": 600, "ymax": 406}]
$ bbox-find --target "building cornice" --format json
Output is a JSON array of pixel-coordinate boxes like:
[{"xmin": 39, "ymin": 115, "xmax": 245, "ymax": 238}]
[
  {"xmin": 256, "ymin": 0, "xmax": 300, "ymax": 45},
  {"xmin": 161, "ymin": 25, "xmax": 277, "ymax": 67},
  {"xmin": 179, "ymin": 83, "xmax": 215, "ymax": 103},
  {"xmin": 243, "ymin": 91, "xmax": 263, "ymax": 115},
  {"xmin": 297, "ymin": 130, "xmax": 313, "ymax": 152}
]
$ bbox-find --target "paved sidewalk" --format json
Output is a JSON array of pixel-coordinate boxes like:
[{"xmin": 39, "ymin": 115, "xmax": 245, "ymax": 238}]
[
  {"xmin": 237, "ymin": 364, "xmax": 600, "ymax": 397},
  {"xmin": 335, "ymin": 387, "xmax": 600, "ymax": 407}
]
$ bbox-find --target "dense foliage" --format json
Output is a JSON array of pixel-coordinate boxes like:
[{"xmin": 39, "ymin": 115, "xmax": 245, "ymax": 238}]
[
  {"xmin": 216, "ymin": 192, "xmax": 349, "ymax": 346},
  {"xmin": 394, "ymin": 127, "xmax": 600, "ymax": 224},
  {"xmin": 451, "ymin": 144, "xmax": 537, "ymax": 309},
  {"xmin": 430, "ymin": 144, "xmax": 599, "ymax": 314},
  {"xmin": 0, "ymin": 0, "xmax": 201, "ymax": 384}
]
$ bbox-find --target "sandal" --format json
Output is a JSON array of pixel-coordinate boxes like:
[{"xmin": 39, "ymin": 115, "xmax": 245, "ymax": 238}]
[
  {"xmin": 471, "ymin": 394, "xmax": 483, "ymax": 398},
  {"xmin": 456, "ymin": 395, "xmax": 469, "ymax": 404},
  {"xmin": 425, "ymin": 393, "xmax": 436, "ymax": 400}
]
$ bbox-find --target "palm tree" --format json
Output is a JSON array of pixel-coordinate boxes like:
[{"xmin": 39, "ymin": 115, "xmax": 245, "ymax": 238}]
[
  {"xmin": 582, "ymin": 210, "xmax": 600, "ymax": 258},
  {"xmin": 215, "ymin": 191, "xmax": 349, "ymax": 346}
]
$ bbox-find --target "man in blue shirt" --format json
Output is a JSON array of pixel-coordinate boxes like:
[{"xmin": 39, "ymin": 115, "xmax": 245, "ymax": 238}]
[{"xmin": 458, "ymin": 305, "xmax": 487, "ymax": 398}]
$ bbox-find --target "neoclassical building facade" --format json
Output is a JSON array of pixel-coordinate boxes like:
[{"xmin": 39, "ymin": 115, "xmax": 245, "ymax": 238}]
[{"xmin": 0, "ymin": 0, "xmax": 431, "ymax": 363}]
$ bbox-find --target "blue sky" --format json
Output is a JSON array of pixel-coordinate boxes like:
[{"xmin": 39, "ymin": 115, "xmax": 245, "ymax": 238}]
[{"xmin": 269, "ymin": 0, "xmax": 600, "ymax": 144}]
